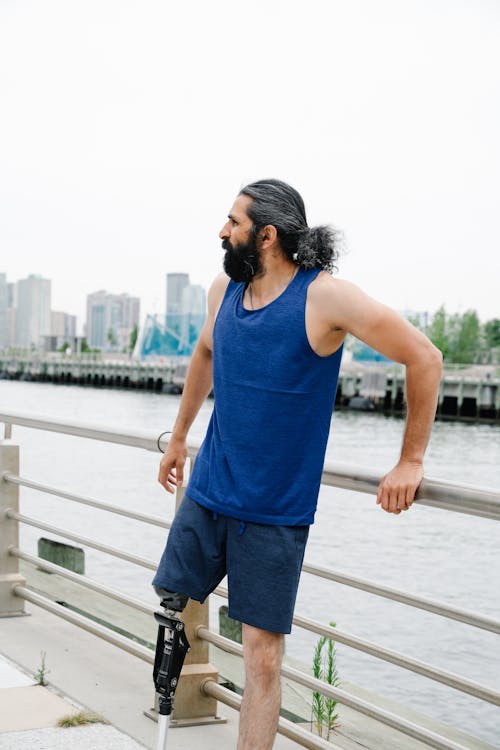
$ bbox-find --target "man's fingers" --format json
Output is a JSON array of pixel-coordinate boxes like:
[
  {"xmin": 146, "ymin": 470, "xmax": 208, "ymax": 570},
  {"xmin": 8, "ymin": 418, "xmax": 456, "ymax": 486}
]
[
  {"xmin": 158, "ymin": 460, "xmax": 173, "ymax": 485},
  {"xmin": 407, "ymin": 483, "xmax": 418, "ymax": 507},
  {"xmin": 378, "ymin": 463, "xmax": 423, "ymax": 514},
  {"xmin": 158, "ymin": 456, "xmax": 186, "ymax": 493},
  {"xmin": 376, "ymin": 476, "xmax": 386, "ymax": 505},
  {"xmin": 395, "ymin": 487, "xmax": 407, "ymax": 512},
  {"xmin": 388, "ymin": 487, "xmax": 399, "ymax": 514}
]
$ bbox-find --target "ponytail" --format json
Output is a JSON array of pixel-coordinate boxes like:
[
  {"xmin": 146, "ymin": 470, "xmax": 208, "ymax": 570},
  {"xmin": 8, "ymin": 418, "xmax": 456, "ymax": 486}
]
[{"xmin": 294, "ymin": 225, "xmax": 340, "ymax": 273}]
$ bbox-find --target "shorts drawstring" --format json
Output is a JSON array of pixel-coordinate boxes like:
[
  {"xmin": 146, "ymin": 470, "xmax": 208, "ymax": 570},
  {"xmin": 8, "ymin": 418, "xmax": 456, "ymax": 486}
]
[{"xmin": 238, "ymin": 520, "xmax": 246, "ymax": 536}]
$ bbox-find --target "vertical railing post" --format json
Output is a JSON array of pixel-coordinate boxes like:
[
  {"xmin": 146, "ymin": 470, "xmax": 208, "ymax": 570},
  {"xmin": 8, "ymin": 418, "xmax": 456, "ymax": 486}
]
[
  {"xmin": 168, "ymin": 457, "xmax": 222, "ymax": 725},
  {"xmin": 0, "ymin": 428, "xmax": 26, "ymax": 616}
]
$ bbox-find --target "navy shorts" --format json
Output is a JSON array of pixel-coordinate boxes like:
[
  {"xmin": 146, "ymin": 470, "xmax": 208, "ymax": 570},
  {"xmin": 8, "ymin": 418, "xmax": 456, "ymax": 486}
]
[{"xmin": 152, "ymin": 495, "xmax": 309, "ymax": 634}]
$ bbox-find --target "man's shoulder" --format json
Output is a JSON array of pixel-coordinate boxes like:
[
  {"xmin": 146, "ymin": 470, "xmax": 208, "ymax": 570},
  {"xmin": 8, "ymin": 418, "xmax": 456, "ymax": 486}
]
[
  {"xmin": 308, "ymin": 271, "xmax": 357, "ymax": 303},
  {"xmin": 207, "ymin": 272, "xmax": 232, "ymax": 316}
]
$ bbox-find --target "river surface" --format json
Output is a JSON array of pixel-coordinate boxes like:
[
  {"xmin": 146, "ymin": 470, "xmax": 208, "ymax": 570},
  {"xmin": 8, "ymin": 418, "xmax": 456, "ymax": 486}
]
[{"xmin": 1, "ymin": 380, "xmax": 499, "ymax": 745}]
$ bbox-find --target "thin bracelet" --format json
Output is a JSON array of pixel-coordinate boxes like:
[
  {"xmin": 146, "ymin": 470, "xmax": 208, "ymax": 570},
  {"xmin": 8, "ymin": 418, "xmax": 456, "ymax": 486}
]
[{"xmin": 157, "ymin": 430, "xmax": 172, "ymax": 454}]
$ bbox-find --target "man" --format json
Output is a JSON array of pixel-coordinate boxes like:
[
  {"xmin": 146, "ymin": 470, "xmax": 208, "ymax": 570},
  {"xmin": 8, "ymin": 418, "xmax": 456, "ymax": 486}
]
[{"xmin": 153, "ymin": 179, "xmax": 442, "ymax": 749}]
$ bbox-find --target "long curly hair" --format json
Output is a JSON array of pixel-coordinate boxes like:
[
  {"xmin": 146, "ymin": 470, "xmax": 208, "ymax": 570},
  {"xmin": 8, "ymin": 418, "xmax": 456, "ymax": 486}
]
[{"xmin": 239, "ymin": 178, "xmax": 340, "ymax": 273}]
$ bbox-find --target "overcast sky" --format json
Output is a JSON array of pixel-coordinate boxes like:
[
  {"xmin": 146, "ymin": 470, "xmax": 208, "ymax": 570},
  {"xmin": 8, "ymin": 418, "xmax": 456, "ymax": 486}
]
[{"xmin": 1, "ymin": 0, "xmax": 499, "ymax": 334}]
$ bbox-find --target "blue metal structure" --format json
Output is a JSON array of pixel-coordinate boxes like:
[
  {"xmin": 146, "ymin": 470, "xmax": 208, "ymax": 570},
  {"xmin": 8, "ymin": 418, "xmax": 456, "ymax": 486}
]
[{"xmin": 134, "ymin": 312, "xmax": 206, "ymax": 360}]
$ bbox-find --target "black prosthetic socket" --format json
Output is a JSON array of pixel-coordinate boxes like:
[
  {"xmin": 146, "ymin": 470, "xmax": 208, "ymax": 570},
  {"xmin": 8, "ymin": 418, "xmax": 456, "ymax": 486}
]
[
  {"xmin": 153, "ymin": 611, "xmax": 190, "ymax": 716},
  {"xmin": 153, "ymin": 586, "xmax": 189, "ymax": 613}
]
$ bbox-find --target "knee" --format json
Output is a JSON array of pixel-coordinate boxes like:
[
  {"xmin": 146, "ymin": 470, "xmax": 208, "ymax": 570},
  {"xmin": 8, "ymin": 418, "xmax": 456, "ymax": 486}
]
[{"xmin": 244, "ymin": 632, "xmax": 283, "ymax": 686}]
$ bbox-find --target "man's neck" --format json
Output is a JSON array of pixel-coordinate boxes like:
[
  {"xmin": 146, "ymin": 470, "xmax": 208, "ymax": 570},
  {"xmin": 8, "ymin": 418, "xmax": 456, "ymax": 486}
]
[{"xmin": 247, "ymin": 261, "xmax": 298, "ymax": 308}]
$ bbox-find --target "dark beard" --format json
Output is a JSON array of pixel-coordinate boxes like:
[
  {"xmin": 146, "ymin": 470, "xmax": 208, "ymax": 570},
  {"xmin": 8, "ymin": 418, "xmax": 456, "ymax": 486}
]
[{"xmin": 222, "ymin": 234, "xmax": 263, "ymax": 283}]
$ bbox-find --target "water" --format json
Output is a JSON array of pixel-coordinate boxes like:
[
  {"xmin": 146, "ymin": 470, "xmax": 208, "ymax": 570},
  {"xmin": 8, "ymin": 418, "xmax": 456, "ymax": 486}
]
[{"xmin": 1, "ymin": 380, "xmax": 499, "ymax": 745}]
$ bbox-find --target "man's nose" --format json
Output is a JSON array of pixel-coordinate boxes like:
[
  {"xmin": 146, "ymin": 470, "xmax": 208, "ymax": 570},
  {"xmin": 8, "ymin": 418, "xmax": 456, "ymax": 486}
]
[{"xmin": 219, "ymin": 223, "xmax": 230, "ymax": 240}]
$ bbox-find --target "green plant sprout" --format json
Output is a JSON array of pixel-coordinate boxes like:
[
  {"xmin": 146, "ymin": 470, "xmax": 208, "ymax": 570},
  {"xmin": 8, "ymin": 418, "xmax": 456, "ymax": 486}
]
[
  {"xmin": 35, "ymin": 650, "xmax": 49, "ymax": 686},
  {"xmin": 311, "ymin": 621, "xmax": 340, "ymax": 740}
]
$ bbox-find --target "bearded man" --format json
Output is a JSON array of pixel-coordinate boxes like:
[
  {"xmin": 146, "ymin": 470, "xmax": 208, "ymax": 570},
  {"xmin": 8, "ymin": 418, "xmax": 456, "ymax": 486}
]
[{"xmin": 152, "ymin": 178, "xmax": 442, "ymax": 749}]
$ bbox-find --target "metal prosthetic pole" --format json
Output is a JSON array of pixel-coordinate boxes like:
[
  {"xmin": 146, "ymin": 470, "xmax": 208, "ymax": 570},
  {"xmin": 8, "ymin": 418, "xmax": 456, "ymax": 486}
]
[{"xmin": 153, "ymin": 608, "xmax": 190, "ymax": 750}]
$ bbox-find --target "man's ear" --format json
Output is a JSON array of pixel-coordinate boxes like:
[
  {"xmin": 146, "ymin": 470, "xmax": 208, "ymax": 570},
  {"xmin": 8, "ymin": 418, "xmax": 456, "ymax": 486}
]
[{"xmin": 259, "ymin": 224, "xmax": 278, "ymax": 246}]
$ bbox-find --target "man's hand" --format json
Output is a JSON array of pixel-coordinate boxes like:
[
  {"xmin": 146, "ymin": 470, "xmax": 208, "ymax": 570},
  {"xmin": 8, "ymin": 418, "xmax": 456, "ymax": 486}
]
[
  {"xmin": 376, "ymin": 460, "xmax": 424, "ymax": 514},
  {"xmin": 158, "ymin": 437, "xmax": 188, "ymax": 494}
]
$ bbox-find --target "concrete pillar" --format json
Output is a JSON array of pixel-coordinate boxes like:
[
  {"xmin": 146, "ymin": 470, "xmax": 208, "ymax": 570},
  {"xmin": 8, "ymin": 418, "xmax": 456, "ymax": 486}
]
[{"xmin": 0, "ymin": 438, "xmax": 26, "ymax": 616}]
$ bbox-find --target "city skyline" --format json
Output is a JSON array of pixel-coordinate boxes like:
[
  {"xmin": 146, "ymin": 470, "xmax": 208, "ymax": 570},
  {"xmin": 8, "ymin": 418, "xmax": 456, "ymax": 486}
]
[
  {"xmin": 0, "ymin": 270, "xmax": 209, "ymax": 353},
  {"xmin": 1, "ymin": 270, "xmax": 207, "ymax": 334}
]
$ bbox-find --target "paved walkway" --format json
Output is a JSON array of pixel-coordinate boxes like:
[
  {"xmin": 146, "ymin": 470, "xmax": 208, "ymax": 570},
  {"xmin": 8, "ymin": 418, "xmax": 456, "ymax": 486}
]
[{"xmin": 0, "ymin": 652, "xmax": 145, "ymax": 749}]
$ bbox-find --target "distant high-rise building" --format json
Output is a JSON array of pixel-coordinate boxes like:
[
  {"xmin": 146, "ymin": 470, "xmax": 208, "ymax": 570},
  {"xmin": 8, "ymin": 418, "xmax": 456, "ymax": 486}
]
[
  {"xmin": 6, "ymin": 308, "xmax": 16, "ymax": 347},
  {"xmin": 166, "ymin": 273, "xmax": 189, "ymax": 315},
  {"xmin": 179, "ymin": 284, "xmax": 206, "ymax": 353},
  {"xmin": 15, "ymin": 274, "xmax": 51, "ymax": 348},
  {"xmin": 0, "ymin": 273, "xmax": 8, "ymax": 349},
  {"xmin": 7, "ymin": 282, "xmax": 16, "ymax": 308},
  {"xmin": 86, "ymin": 290, "xmax": 140, "ymax": 351},
  {"xmin": 51, "ymin": 311, "xmax": 77, "ymax": 339}
]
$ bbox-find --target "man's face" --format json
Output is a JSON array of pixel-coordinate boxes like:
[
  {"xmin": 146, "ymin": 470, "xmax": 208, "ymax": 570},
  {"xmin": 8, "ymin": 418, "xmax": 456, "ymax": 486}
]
[{"xmin": 219, "ymin": 194, "xmax": 264, "ymax": 282}]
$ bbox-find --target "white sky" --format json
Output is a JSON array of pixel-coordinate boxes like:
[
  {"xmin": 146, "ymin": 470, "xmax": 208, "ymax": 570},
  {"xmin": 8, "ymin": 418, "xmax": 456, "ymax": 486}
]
[{"xmin": 1, "ymin": 0, "xmax": 499, "ymax": 334}]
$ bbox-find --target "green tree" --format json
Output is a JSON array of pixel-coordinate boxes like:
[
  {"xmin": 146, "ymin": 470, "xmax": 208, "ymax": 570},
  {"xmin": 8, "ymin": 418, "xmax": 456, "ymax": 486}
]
[
  {"xmin": 484, "ymin": 319, "xmax": 500, "ymax": 348},
  {"xmin": 129, "ymin": 324, "xmax": 138, "ymax": 352},
  {"xmin": 107, "ymin": 327, "xmax": 118, "ymax": 348},
  {"xmin": 426, "ymin": 305, "xmax": 448, "ymax": 359},
  {"xmin": 453, "ymin": 310, "xmax": 480, "ymax": 364}
]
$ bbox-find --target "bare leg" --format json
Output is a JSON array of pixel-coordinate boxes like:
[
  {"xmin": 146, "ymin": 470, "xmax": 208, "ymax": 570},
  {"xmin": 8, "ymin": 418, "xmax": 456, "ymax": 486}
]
[{"xmin": 238, "ymin": 623, "xmax": 284, "ymax": 750}]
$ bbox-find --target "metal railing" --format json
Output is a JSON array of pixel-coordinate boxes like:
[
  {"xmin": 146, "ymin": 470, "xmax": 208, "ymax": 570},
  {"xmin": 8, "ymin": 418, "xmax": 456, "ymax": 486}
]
[{"xmin": 1, "ymin": 409, "xmax": 499, "ymax": 750}]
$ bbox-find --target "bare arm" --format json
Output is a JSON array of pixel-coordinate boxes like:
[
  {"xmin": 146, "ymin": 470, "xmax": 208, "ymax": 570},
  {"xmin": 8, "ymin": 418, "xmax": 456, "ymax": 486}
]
[
  {"xmin": 158, "ymin": 272, "xmax": 229, "ymax": 494},
  {"xmin": 315, "ymin": 276, "xmax": 443, "ymax": 513}
]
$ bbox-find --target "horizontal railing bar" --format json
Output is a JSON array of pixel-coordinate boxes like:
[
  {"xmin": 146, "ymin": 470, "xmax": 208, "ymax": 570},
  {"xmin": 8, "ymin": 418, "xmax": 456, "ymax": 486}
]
[
  {"xmin": 2, "ymin": 411, "xmax": 499, "ymax": 518},
  {"xmin": 0, "ymin": 411, "xmax": 158, "ymax": 451},
  {"xmin": 2, "ymin": 472, "xmax": 172, "ymax": 530},
  {"xmin": 202, "ymin": 680, "xmax": 334, "ymax": 750},
  {"xmin": 292, "ymin": 615, "xmax": 500, "ymax": 706},
  {"xmin": 10, "ymin": 548, "xmax": 157, "ymax": 615},
  {"xmin": 322, "ymin": 464, "xmax": 500, "ymax": 521},
  {"xmin": 5, "ymin": 510, "xmax": 157, "ymax": 571},
  {"xmin": 211, "ymin": 586, "xmax": 500, "ymax": 706},
  {"xmin": 301, "ymin": 562, "xmax": 500, "ymax": 634},
  {"xmin": 13, "ymin": 586, "xmax": 154, "ymax": 664},
  {"xmin": 0, "ymin": 410, "xmax": 201, "ymax": 458},
  {"xmin": 199, "ymin": 630, "xmax": 471, "ymax": 750}
]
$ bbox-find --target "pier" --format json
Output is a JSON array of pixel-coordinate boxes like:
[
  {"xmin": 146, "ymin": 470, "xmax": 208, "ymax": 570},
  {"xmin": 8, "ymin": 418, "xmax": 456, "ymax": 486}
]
[
  {"xmin": 1, "ymin": 411, "xmax": 499, "ymax": 749},
  {"xmin": 1, "ymin": 353, "xmax": 499, "ymax": 421}
]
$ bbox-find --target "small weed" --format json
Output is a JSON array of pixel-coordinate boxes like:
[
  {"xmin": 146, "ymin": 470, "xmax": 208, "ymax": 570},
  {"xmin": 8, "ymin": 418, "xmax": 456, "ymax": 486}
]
[
  {"xmin": 311, "ymin": 621, "xmax": 340, "ymax": 740},
  {"xmin": 58, "ymin": 711, "xmax": 109, "ymax": 728},
  {"xmin": 35, "ymin": 651, "xmax": 49, "ymax": 686}
]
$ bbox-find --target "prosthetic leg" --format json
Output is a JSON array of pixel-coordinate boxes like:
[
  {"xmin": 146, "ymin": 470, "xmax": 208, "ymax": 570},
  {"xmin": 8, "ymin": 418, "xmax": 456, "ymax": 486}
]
[{"xmin": 153, "ymin": 588, "xmax": 190, "ymax": 750}]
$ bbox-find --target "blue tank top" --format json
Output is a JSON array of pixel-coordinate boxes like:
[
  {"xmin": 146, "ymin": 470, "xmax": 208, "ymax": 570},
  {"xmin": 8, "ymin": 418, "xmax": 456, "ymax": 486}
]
[{"xmin": 186, "ymin": 267, "xmax": 343, "ymax": 525}]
